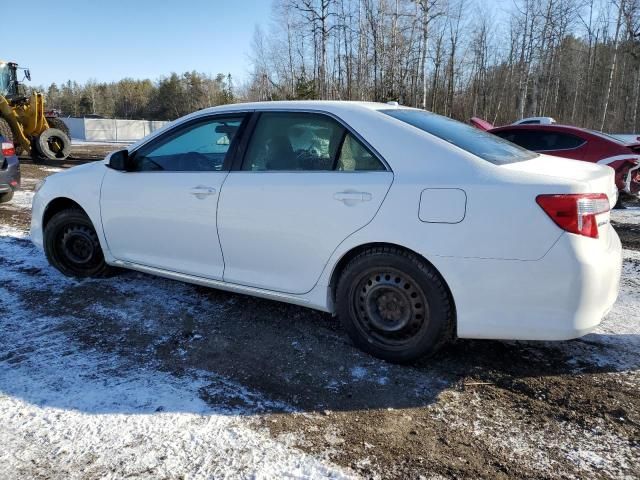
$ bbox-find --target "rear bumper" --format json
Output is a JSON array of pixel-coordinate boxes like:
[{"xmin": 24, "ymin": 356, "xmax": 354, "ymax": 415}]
[{"xmin": 446, "ymin": 227, "xmax": 622, "ymax": 340}]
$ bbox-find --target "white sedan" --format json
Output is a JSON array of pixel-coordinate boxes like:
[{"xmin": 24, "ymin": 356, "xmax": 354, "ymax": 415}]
[{"xmin": 31, "ymin": 101, "xmax": 622, "ymax": 362}]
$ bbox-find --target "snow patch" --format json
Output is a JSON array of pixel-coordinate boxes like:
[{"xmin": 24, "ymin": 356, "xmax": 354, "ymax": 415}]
[
  {"xmin": 611, "ymin": 207, "xmax": 640, "ymax": 225},
  {"xmin": 0, "ymin": 229, "xmax": 353, "ymax": 479}
]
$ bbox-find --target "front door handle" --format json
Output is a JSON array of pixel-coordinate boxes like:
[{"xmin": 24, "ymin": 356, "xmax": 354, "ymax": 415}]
[
  {"xmin": 190, "ymin": 185, "xmax": 217, "ymax": 199},
  {"xmin": 333, "ymin": 191, "xmax": 372, "ymax": 206}
]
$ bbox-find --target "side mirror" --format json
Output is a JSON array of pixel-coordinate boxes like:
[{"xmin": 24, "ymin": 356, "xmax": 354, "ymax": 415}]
[
  {"xmin": 107, "ymin": 149, "xmax": 131, "ymax": 171},
  {"xmin": 24, "ymin": 69, "xmax": 31, "ymax": 82}
]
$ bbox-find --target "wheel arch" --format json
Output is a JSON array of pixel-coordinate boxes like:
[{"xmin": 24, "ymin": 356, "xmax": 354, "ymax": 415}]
[
  {"xmin": 328, "ymin": 242, "xmax": 457, "ymax": 319},
  {"xmin": 42, "ymin": 197, "xmax": 88, "ymax": 231}
]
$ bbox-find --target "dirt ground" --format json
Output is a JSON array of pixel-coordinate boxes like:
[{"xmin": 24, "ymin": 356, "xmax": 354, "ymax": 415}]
[{"xmin": 1, "ymin": 149, "xmax": 639, "ymax": 479}]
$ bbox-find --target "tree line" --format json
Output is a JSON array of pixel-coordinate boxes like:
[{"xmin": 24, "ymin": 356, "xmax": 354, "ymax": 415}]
[
  {"xmin": 38, "ymin": 72, "xmax": 234, "ymax": 121},
  {"xmin": 36, "ymin": 0, "xmax": 640, "ymax": 133},
  {"xmin": 247, "ymin": 0, "xmax": 640, "ymax": 133}
]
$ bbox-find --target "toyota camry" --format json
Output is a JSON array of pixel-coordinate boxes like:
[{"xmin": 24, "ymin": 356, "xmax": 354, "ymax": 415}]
[{"xmin": 31, "ymin": 101, "xmax": 622, "ymax": 362}]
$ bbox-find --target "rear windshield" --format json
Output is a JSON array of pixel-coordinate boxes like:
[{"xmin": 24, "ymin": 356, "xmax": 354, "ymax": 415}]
[{"xmin": 382, "ymin": 109, "xmax": 538, "ymax": 165}]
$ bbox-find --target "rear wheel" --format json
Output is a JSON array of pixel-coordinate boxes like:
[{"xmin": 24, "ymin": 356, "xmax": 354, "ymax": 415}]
[
  {"xmin": 336, "ymin": 247, "xmax": 454, "ymax": 363},
  {"xmin": 34, "ymin": 128, "xmax": 71, "ymax": 160},
  {"xmin": 46, "ymin": 118, "xmax": 71, "ymax": 139},
  {"xmin": 44, "ymin": 209, "xmax": 114, "ymax": 278}
]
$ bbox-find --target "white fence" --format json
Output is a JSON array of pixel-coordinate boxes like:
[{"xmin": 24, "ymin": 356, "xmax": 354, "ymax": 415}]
[{"xmin": 61, "ymin": 118, "xmax": 170, "ymax": 142}]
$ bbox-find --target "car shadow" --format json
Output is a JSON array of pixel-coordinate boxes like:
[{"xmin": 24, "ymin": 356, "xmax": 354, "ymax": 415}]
[{"xmin": 0, "ymin": 233, "xmax": 638, "ymax": 417}]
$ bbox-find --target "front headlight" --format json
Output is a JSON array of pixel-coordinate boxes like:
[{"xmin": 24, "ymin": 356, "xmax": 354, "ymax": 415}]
[{"xmin": 34, "ymin": 178, "xmax": 47, "ymax": 193}]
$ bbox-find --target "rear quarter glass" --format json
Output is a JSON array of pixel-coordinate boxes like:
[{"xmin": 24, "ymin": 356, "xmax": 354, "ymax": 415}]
[{"xmin": 382, "ymin": 109, "xmax": 538, "ymax": 165}]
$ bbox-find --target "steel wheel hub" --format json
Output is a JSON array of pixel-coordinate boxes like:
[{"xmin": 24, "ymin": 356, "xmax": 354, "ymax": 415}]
[
  {"xmin": 354, "ymin": 269, "xmax": 428, "ymax": 345},
  {"xmin": 61, "ymin": 225, "xmax": 97, "ymax": 265}
]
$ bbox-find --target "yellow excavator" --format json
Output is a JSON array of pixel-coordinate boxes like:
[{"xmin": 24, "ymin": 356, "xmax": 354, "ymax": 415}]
[{"xmin": 0, "ymin": 60, "xmax": 71, "ymax": 160}]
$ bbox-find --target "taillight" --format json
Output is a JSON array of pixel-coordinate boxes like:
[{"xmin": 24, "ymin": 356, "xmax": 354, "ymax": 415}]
[
  {"xmin": 536, "ymin": 193, "xmax": 610, "ymax": 239},
  {"xmin": 1, "ymin": 141, "xmax": 15, "ymax": 157}
]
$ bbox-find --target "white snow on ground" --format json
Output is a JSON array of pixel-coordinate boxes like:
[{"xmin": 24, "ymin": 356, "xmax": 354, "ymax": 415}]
[
  {"xmin": 429, "ymin": 249, "xmax": 640, "ymax": 478},
  {"xmin": 0, "ymin": 228, "xmax": 353, "ymax": 479},
  {"xmin": 1, "ymin": 205, "xmax": 638, "ymax": 478},
  {"xmin": 611, "ymin": 207, "xmax": 640, "ymax": 225},
  {"xmin": 6, "ymin": 189, "xmax": 34, "ymax": 210},
  {"xmin": 0, "ymin": 224, "xmax": 27, "ymax": 238}
]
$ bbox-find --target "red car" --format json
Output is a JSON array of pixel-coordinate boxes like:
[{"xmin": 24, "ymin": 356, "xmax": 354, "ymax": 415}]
[{"xmin": 470, "ymin": 118, "xmax": 640, "ymax": 203}]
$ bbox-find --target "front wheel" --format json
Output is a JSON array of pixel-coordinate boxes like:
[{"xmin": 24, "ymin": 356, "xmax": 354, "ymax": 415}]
[
  {"xmin": 44, "ymin": 209, "xmax": 114, "ymax": 278},
  {"xmin": 336, "ymin": 247, "xmax": 454, "ymax": 363}
]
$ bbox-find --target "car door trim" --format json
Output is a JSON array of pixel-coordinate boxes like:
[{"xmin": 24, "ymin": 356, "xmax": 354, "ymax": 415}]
[{"xmin": 111, "ymin": 259, "xmax": 320, "ymax": 310}]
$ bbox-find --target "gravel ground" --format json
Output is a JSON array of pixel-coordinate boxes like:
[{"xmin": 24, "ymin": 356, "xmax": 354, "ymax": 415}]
[{"xmin": 0, "ymin": 150, "xmax": 638, "ymax": 479}]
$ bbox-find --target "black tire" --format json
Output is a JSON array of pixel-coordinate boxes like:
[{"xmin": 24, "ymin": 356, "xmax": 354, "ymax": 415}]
[
  {"xmin": 34, "ymin": 128, "xmax": 71, "ymax": 160},
  {"xmin": 0, "ymin": 117, "xmax": 13, "ymax": 143},
  {"xmin": 46, "ymin": 117, "xmax": 71, "ymax": 139},
  {"xmin": 0, "ymin": 190, "xmax": 14, "ymax": 204},
  {"xmin": 336, "ymin": 247, "xmax": 454, "ymax": 363},
  {"xmin": 44, "ymin": 209, "xmax": 114, "ymax": 278}
]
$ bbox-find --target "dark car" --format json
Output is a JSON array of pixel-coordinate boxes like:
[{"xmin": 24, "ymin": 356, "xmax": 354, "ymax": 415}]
[
  {"xmin": 0, "ymin": 137, "xmax": 20, "ymax": 203},
  {"xmin": 470, "ymin": 118, "xmax": 640, "ymax": 202}
]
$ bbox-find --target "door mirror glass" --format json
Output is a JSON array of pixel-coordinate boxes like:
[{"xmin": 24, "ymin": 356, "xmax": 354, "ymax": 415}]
[{"xmin": 108, "ymin": 149, "xmax": 130, "ymax": 171}]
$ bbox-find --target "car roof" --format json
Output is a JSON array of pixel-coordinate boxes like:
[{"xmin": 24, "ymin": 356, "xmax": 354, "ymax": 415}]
[
  {"xmin": 126, "ymin": 101, "xmax": 412, "ymax": 153},
  {"xmin": 192, "ymin": 100, "xmax": 403, "ymax": 116}
]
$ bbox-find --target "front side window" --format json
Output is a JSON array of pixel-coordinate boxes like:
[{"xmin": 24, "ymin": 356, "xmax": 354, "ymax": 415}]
[
  {"xmin": 132, "ymin": 116, "xmax": 244, "ymax": 172},
  {"xmin": 382, "ymin": 109, "xmax": 537, "ymax": 165},
  {"xmin": 241, "ymin": 112, "xmax": 385, "ymax": 172}
]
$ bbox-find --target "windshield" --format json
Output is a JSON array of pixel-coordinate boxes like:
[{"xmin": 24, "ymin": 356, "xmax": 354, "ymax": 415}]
[
  {"xmin": 0, "ymin": 63, "xmax": 10, "ymax": 97},
  {"xmin": 382, "ymin": 109, "xmax": 538, "ymax": 165}
]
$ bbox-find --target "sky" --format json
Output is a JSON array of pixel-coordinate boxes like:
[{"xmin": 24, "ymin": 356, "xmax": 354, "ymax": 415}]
[
  {"xmin": 3, "ymin": 0, "xmax": 274, "ymax": 88},
  {"xmin": 4, "ymin": 0, "xmax": 517, "ymax": 89}
]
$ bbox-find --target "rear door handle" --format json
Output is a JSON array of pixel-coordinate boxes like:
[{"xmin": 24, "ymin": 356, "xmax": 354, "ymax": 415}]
[
  {"xmin": 333, "ymin": 191, "xmax": 372, "ymax": 205},
  {"xmin": 190, "ymin": 185, "xmax": 217, "ymax": 199}
]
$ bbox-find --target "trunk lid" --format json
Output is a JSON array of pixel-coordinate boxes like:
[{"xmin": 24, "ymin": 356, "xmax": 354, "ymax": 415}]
[{"xmin": 469, "ymin": 117, "xmax": 494, "ymax": 131}]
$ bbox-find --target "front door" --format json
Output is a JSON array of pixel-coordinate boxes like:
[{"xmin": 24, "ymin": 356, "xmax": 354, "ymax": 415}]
[
  {"xmin": 100, "ymin": 114, "xmax": 246, "ymax": 279},
  {"xmin": 218, "ymin": 111, "xmax": 393, "ymax": 294}
]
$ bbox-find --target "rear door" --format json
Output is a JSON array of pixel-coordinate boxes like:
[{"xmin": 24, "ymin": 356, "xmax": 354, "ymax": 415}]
[{"xmin": 217, "ymin": 111, "xmax": 393, "ymax": 294}]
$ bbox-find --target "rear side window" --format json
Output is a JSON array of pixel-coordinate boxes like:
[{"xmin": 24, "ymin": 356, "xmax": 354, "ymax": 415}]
[
  {"xmin": 382, "ymin": 109, "xmax": 537, "ymax": 165},
  {"xmin": 494, "ymin": 130, "xmax": 585, "ymax": 151},
  {"xmin": 242, "ymin": 112, "xmax": 385, "ymax": 171},
  {"xmin": 337, "ymin": 133, "xmax": 385, "ymax": 171}
]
